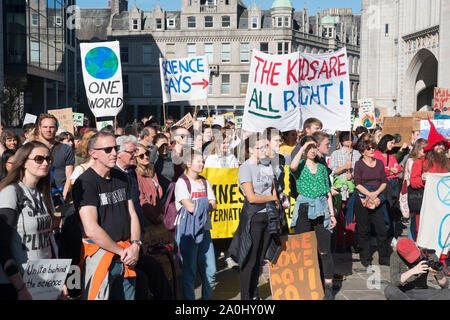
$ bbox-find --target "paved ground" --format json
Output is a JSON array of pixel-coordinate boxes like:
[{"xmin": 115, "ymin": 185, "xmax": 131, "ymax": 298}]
[{"xmin": 182, "ymin": 220, "xmax": 444, "ymax": 300}]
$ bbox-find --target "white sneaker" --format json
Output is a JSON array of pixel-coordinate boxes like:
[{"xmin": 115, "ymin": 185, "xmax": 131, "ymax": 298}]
[{"xmin": 226, "ymin": 257, "xmax": 239, "ymax": 268}]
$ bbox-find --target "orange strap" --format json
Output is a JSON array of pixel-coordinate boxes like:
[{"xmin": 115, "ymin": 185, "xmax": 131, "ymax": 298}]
[{"xmin": 81, "ymin": 239, "xmax": 137, "ymax": 300}]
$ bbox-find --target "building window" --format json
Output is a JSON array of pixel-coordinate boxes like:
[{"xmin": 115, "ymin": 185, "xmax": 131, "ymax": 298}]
[
  {"xmin": 240, "ymin": 43, "xmax": 249, "ymax": 63},
  {"xmin": 187, "ymin": 43, "xmax": 196, "ymax": 58},
  {"xmin": 123, "ymin": 75, "xmax": 129, "ymax": 94},
  {"xmin": 276, "ymin": 17, "xmax": 283, "ymax": 27},
  {"xmin": 251, "ymin": 17, "xmax": 258, "ymax": 29},
  {"xmin": 167, "ymin": 18, "xmax": 175, "ymax": 28},
  {"xmin": 143, "ymin": 44, "xmax": 152, "ymax": 64},
  {"xmin": 385, "ymin": 24, "xmax": 389, "ymax": 37},
  {"xmin": 277, "ymin": 42, "xmax": 289, "ymax": 54},
  {"xmin": 204, "ymin": 43, "xmax": 213, "ymax": 64},
  {"xmin": 143, "ymin": 75, "xmax": 152, "ymax": 95},
  {"xmin": 208, "ymin": 75, "xmax": 213, "ymax": 94},
  {"xmin": 205, "ymin": 16, "xmax": 213, "ymax": 28},
  {"xmin": 221, "ymin": 43, "xmax": 230, "ymax": 63},
  {"xmin": 55, "ymin": 16, "xmax": 62, "ymax": 26},
  {"xmin": 120, "ymin": 44, "xmax": 129, "ymax": 63},
  {"xmin": 166, "ymin": 43, "xmax": 175, "ymax": 59},
  {"xmin": 240, "ymin": 74, "xmax": 248, "ymax": 95},
  {"xmin": 260, "ymin": 42, "xmax": 269, "ymax": 54},
  {"xmin": 156, "ymin": 18, "xmax": 162, "ymax": 30},
  {"xmin": 188, "ymin": 16, "xmax": 196, "ymax": 28},
  {"xmin": 284, "ymin": 16, "xmax": 290, "ymax": 28},
  {"xmin": 133, "ymin": 19, "xmax": 139, "ymax": 30},
  {"xmin": 221, "ymin": 74, "xmax": 230, "ymax": 94},
  {"xmin": 32, "ymin": 13, "xmax": 38, "ymax": 26},
  {"xmin": 30, "ymin": 40, "xmax": 40, "ymax": 62},
  {"xmin": 222, "ymin": 16, "xmax": 230, "ymax": 28}
]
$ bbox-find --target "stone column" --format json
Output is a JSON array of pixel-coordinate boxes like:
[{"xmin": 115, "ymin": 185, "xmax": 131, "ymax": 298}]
[{"xmin": 438, "ymin": 0, "xmax": 450, "ymax": 88}]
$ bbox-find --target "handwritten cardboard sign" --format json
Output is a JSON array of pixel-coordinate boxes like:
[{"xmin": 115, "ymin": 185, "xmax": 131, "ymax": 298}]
[
  {"xmin": 23, "ymin": 259, "xmax": 72, "ymax": 300},
  {"xmin": 374, "ymin": 106, "xmax": 387, "ymax": 124},
  {"xmin": 269, "ymin": 232, "xmax": 324, "ymax": 300},
  {"xmin": 358, "ymin": 98, "xmax": 376, "ymax": 129},
  {"xmin": 175, "ymin": 113, "xmax": 193, "ymax": 129},
  {"xmin": 381, "ymin": 117, "xmax": 415, "ymax": 146},
  {"xmin": 420, "ymin": 119, "xmax": 450, "ymax": 139},
  {"xmin": 434, "ymin": 87, "xmax": 450, "ymax": 112},
  {"xmin": 48, "ymin": 108, "xmax": 74, "ymax": 135},
  {"xmin": 159, "ymin": 56, "xmax": 210, "ymax": 103}
]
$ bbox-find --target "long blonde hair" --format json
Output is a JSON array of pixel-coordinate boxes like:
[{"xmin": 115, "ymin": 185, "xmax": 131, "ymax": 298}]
[{"xmin": 135, "ymin": 144, "xmax": 155, "ymax": 177}]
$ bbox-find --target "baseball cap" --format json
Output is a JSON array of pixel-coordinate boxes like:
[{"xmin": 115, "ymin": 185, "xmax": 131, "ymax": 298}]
[{"xmin": 396, "ymin": 238, "xmax": 421, "ymax": 264}]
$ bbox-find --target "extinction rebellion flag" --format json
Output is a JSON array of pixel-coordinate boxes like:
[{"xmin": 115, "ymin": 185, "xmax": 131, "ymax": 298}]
[{"xmin": 80, "ymin": 41, "xmax": 124, "ymax": 118}]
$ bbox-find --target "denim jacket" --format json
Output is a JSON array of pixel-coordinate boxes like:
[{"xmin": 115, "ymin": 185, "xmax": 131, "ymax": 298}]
[{"xmin": 291, "ymin": 194, "xmax": 332, "ymax": 231}]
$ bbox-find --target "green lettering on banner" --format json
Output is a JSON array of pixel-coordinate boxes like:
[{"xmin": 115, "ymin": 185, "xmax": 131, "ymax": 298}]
[{"xmin": 248, "ymin": 110, "xmax": 282, "ymax": 119}]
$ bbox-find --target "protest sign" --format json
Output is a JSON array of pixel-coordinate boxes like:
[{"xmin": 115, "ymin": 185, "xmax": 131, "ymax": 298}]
[
  {"xmin": 96, "ymin": 120, "xmax": 114, "ymax": 131},
  {"xmin": 381, "ymin": 117, "xmax": 414, "ymax": 146},
  {"xmin": 175, "ymin": 113, "xmax": 193, "ymax": 129},
  {"xmin": 202, "ymin": 167, "xmax": 294, "ymax": 239},
  {"xmin": 235, "ymin": 116, "xmax": 243, "ymax": 129},
  {"xmin": 243, "ymin": 50, "xmax": 301, "ymax": 133},
  {"xmin": 298, "ymin": 47, "xmax": 352, "ymax": 132},
  {"xmin": 434, "ymin": 87, "xmax": 450, "ymax": 112},
  {"xmin": 212, "ymin": 115, "xmax": 225, "ymax": 127},
  {"xmin": 80, "ymin": 41, "xmax": 123, "ymax": 118},
  {"xmin": 269, "ymin": 232, "xmax": 324, "ymax": 300},
  {"xmin": 23, "ymin": 113, "xmax": 37, "ymax": 126},
  {"xmin": 23, "ymin": 259, "xmax": 72, "ymax": 300},
  {"xmin": 222, "ymin": 112, "xmax": 236, "ymax": 124},
  {"xmin": 358, "ymin": 98, "xmax": 376, "ymax": 129},
  {"xmin": 48, "ymin": 107, "xmax": 74, "ymax": 135},
  {"xmin": 420, "ymin": 119, "xmax": 450, "ymax": 139},
  {"xmin": 73, "ymin": 112, "xmax": 84, "ymax": 127},
  {"xmin": 159, "ymin": 56, "xmax": 209, "ymax": 103},
  {"xmin": 374, "ymin": 106, "xmax": 387, "ymax": 124},
  {"xmin": 417, "ymin": 173, "xmax": 450, "ymax": 257}
]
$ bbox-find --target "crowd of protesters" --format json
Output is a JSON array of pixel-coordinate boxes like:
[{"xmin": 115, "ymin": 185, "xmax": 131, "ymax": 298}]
[{"xmin": 0, "ymin": 111, "xmax": 449, "ymax": 301}]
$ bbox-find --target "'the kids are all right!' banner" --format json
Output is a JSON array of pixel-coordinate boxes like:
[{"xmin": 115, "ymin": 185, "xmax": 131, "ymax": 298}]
[
  {"xmin": 242, "ymin": 48, "xmax": 351, "ymax": 132},
  {"xmin": 80, "ymin": 41, "xmax": 124, "ymax": 118}
]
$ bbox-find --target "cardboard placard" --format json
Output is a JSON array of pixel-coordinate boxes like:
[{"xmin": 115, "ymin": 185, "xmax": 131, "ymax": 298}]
[
  {"xmin": 420, "ymin": 119, "xmax": 450, "ymax": 139},
  {"xmin": 48, "ymin": 108, "xmax": 74, "ymax": 135},
  {"xmin": 381, "ymin": 117, "xmax": 414, "ymax": 146},
  {"xmin": 222, "ymin": 112, "xmax": 236, "ymax": 124},
  {"xmin": 269, "ymin": 232, "xmax": 324, "ymax": 300},
  {"xmin": 23, "ymin": 113, "xmax": 37, "ymax": 126},
  {"xmin": 374, "ymin": 106, "xmax": 387, "ymax": 124},
  {"xmin": 175, "ymin": 113, "xmax": 193, "ymax": 129}
]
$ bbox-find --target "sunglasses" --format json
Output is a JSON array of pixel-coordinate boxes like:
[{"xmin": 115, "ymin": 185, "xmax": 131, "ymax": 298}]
[
  {"xmin": 28, "ymin": 155, "xmax": 53, "ymax": 164},
  {"xmin": 137, "ymin": 151, "xmax": 150, "ymax": 159},
  {"xmin": 94, "ymin": 145, "xmax": 120, "ymax": 154},
  {"xmin": 365, "ymin": 146, "xmax": 376, "ymax": 151}
]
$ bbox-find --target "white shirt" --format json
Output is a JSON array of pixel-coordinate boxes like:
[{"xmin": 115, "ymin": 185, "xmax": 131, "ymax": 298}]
[{"xmin": 204, "ymin": 154, "xmax": 238, "ymax": 169}]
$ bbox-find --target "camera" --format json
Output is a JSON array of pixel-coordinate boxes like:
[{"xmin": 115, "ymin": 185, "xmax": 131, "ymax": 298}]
[{"xmin": 420, "ymin": 248, "xmax": 444, "ymax": 272}]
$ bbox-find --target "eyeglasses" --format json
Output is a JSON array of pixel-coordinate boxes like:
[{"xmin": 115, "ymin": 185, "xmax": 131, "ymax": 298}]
[
  {"xmin": 94, "ymin": 145, "xmax": 120, "ymax": 154},
  {"xmin": 28, "ymin": 155, "xmax": 53, "ymax": 164},
  {"xmin": 137, "ymin": 151, "xmax": 150, "ymax": 159},
  {"xmin": 365, "ymin": 146, "xmax": 376, "ymax": 151},
  {"xmin": 123, "ymin": 150, "xmax": 136, "ymax": 155}
]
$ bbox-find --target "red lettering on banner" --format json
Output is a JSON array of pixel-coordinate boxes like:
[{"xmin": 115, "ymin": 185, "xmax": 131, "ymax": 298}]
[
  {"xmin": 307, "ymin": 60, "xmax": 319, "ymax": 81},
  {"xmin": 254, "ymin": 56, "xmax": 264, "ymax": 83},
  {"xmin": 337, "ymin": 53, "xmax": 347, "ymax": 76},
  {"xmin": 299, "ymin": 55, "xmax": 347, "ymax": 81},
  {"xmin": 261, "ymin": 60, "xmax": 273, "ymax": 85},
  {"xmin": 271, "ymin": 62, "xmax": 282, "ymax": 86},
  {"xmin": 318, "ymin": 60, "xmax": 330, "ymax": 79},
  {"xmin": 329, "ymin": 56, "xmax": 338, "ymax": 77},
  {"xmin": 286, "ymin": 59, "xmax": 299, "ymax": 85}
]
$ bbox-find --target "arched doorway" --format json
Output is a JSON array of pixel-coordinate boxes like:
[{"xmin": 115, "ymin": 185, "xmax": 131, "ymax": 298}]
[{"xmin": 403, "ymin": 49, "xmax": 438, "ymax": 112}]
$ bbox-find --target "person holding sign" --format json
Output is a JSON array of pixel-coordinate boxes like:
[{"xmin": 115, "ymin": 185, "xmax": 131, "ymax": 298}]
[
  {"xmin": 234, "ymin": 133, "xmax": 279, "ymax": 300},
  {"xmin": 289, "ymin": 136, "xmax": 337, "ymax": 300},
  {"xmin": 0, "ymin": 141, "xmax": 67, "ymax": 300}
]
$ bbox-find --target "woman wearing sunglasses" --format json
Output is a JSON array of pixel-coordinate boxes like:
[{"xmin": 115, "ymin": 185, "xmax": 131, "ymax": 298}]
[
  {"xmin": 135, "ymin": 144, "xmax": 164, "ymax": 225},
  {"xmin": 0, "ymin": 141, "xmax": 67, "ymax": 300},
  {"xmin": 353, "ymin": 139, "xmax": 391, "ymax": 268}
]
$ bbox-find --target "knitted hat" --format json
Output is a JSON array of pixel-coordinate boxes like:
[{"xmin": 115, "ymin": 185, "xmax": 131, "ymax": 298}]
[
  {"xmin": 424, "ymin": 116, "xmax": 450, "ymax": 152},
  {"xmin": 396, "ymin": 238, "xmax": 420, "ymax": 264}
]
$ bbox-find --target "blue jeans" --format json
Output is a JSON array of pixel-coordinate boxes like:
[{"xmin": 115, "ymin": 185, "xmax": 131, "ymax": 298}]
[
  {"xmin": 179, "ymin": 230, "xmax": 216, "ymax": 300},
  {"xmin": 109, "ymin": 261, "xmax": 136, "ymax": 300}
]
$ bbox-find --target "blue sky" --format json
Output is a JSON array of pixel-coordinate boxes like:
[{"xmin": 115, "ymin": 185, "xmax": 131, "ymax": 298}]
[{"xmin": 76, "ymin": 0, "xmax": 361, "ymax": 13}]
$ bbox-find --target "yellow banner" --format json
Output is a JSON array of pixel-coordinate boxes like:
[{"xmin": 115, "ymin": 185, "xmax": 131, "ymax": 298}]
[{"xmin": 202, "ymin": 166, "xmax": 295, "ymax": 239}]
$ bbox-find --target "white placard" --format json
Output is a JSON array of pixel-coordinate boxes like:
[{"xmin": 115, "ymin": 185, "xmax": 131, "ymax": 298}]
[
  {"xmin": 80, "ymin": 41, "xmax": 123, "ymax": 118},
  {"xmin": 243, "ymin": 50, "xmax": 301, "ymax": 133},
  {"xmin": 298, "ymin": 47, "xmax": 352, "ymax": 132},
  {"xmin": 159, "ymin": 56, "xmax": 209, "ymax": 103},
  {"xmin": 23, "ymin": 259, "xmax": 72, "ymax": 300},
  {"xmin": 417, "ymin": 173, "xmax": 450, "ymax": 257},
  {"xmin": 23, "ymin": 113, "xmax": 37, "ymax": 126},
  {"xmin": 96, "ymin": 120, "xmax": 114, "ymax": 131},
  {"xmin": 358, "ymin": 98, "xmax": 376, "ymax": 129}
]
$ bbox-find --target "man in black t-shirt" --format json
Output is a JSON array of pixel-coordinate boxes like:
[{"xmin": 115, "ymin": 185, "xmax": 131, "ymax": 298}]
[{"xmin": 73, "ymin": 131, "xmax": 141, "ymax": 300}]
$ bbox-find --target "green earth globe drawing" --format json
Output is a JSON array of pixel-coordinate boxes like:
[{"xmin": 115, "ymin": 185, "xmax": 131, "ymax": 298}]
[{"xmin": 85, "ymin": 47, "xmax": 119, "ymax": 79}]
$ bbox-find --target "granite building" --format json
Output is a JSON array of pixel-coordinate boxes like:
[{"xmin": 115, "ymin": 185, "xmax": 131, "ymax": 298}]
[
  {"xmin": 360, "ymin": 0, "xmax": 450, "ymax": 115},
  {"xmin": 78, "ymin": 0, "xmax": 361, "ymax": 124},
  {"xmin": 1, "ymin": 0, "xmax": 78, "ymax": 125}
]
